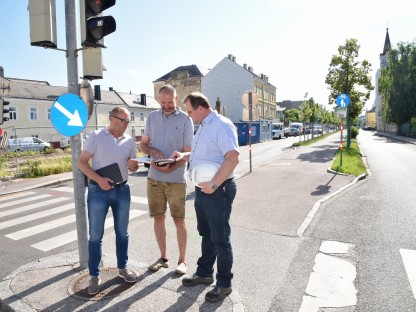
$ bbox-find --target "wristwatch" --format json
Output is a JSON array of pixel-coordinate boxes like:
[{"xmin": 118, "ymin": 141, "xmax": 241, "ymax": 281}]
[{"xmin": 211, "ymin": 181, "xmax": 218, "ymax": 191}]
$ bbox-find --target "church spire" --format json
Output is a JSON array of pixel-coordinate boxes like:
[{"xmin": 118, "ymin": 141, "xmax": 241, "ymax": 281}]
[{"xmin": 382, "ymin": 28, "xmax": 391, "ymax": 55}]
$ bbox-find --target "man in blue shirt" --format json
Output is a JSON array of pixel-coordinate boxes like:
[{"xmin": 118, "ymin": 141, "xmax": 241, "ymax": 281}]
[{"xmin": 172, "ymin": 92, "xmax": 239, "ymax": 303}]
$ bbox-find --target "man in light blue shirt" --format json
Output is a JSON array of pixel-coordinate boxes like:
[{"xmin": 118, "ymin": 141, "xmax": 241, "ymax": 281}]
[{"xmin": 172, "ymin": 92, "xmax": 239, "ymax": 303}]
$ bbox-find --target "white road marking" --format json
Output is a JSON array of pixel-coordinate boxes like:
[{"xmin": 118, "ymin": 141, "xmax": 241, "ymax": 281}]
[
  {"xmin": 52, "ymin": 186, "xmax": 74, "ymax": 193},
  {"xmin": 31, "ymin": 209, "xmax": 147, "ymax": 251},
  {"xmin": 400, "ymin": 248, "xmax": 416, "ymax": 299},
  {"xmin": 0, "ymin": 191, "xmax": 37, "ymax": 203},
  {"xmin": 0, "ymin": 197, "xmax": 69, "ymax": 218},
  {"xmin": 299, "ymin": 241, "xmax": 357, "ymax": 312},
  {"xmin": 131, "ymin": 196, "xmax": 148, "ymax": 205},
  {"xmin": 0, "ymin": 194, "xmax": 51, "ymax": 209},
  {"xmin": 0, "ymin": 203, "xmax": 74, "ymax": 230},
  {"xmin": 6, "ymin": 214, "xmax": 76, "ymax": 240}
]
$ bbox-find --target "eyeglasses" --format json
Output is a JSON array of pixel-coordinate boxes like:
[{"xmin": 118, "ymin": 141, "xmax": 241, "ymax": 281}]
[{"xmin": 111, "ymin": 115, "xmax": 130, "ymax": 124}]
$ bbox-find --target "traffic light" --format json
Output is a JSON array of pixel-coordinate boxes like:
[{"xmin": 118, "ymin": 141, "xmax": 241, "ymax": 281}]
[
  {"xmin": 80, "ymin": 0, "xmax": 116, "ymax": 48},
  {"xmin": 0, "ymin": 98, "xmax": 10, "ymax": 125}
]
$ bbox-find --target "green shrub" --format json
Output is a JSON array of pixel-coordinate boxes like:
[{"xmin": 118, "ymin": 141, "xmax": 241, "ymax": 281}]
[{"xmin": 351, "ymin": 126, "xmax": 358, "ymax": 139}]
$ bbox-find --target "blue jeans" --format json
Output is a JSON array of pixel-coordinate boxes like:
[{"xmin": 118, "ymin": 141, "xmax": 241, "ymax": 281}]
[
  {"xmin": 87, "ymin": 182, "xmax": 131, "ymax": 276},
  {"xmin": 194, "ymin": 179, "xmax": 237, "ymax": 288}
]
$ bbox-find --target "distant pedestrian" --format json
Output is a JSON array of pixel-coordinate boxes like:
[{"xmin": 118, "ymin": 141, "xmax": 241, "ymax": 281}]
[
  {"xmin": 139, "ymin": 85, "xmax": 194, "ymax": 275},
  {"xmin": 172, "ymin": 92, "xmax": 239, "ymax": 303},
  {"xmin": 77, "ymin": 106, "xmax": 139, "ymax": 296}
]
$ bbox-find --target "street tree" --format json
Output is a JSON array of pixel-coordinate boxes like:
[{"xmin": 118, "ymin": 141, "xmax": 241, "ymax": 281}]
[
  {"xmin": 284, "ymin": 109, "xmax": 300, "ymax": 125},
  {"xmin": 325, "ymin": 38, "xmax": 374, "ymax": 147},
  {"xmin": 378, "ymin": 41, "xmax": 416, "ymax": 125}
]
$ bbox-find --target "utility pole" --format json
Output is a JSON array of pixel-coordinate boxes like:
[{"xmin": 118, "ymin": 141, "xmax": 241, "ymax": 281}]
[{"xmin": 65, "ymin": 0, "xmax": 88, "ymax": 269}]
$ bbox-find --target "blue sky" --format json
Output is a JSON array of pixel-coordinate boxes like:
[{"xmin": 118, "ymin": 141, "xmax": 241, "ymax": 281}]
[{"xmin": 1, "ymin": 0, "xmax": 415, "ymax": 111}]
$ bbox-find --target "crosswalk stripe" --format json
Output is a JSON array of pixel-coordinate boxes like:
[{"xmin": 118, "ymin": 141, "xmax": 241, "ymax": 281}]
[
  {"xmin": 0, "ymin": 203, "xmax": 74, "ymax": 230},
  {"xmin": 0, "ymin": 194, "xmax": 52, "ymax": 209},
  {"xmin": 0, "ymin": 191, "xmax": 37, "ymax": 203},
  {"xmin": 52, "ymin": 186, "xmax": 74, "ymax": 193},
  {"xmin": 400, "ymin": 248, "xmax": 416, "ymax": 299},
  {"xmin": 131, "ymin": 196, "xmax": 148, "ymax": 205},
  {"xmin": 31, "ymin": 209, "xmax": 147, "ymax": 251},
  {"xmin": 6, "ymin": 214, "xmax": 76, "ymax": 240},
  {"xmin": 0, "ymin": 197, "xmax": 69, "ymax": 218}
]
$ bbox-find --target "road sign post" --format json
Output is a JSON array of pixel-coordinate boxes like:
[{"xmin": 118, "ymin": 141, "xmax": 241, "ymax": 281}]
[
  {"xmin": 242, "ymin": 91, "xmax": 257, "ymax": 174},
  {"xmin": 336, "ymin": 93, "xmax": 351, "ymax": 148},
  {"xmin": 64, "ymin": 0, "xmax": 88, "ymax": 269}
]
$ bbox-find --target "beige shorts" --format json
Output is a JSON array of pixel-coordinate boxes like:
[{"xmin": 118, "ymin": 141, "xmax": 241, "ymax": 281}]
[{"xmin": 147, "ymin": 178, "xmax": 186, "ymax": 219}]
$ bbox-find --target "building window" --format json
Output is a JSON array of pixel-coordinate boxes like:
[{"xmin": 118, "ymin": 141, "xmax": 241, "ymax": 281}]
[
  {"xmin": 140, "ymin": 112, "xmax": 144, "ymax": 122},
  {"xmin": 130, "ymin": 112, "xmax": 135, "ymax": 123},
  {"xmin": 29, "ymin": 107, "xmax": 38, "ymax": 121},
  {"xmin": 9, "ymin": 107, "xmax": 17, "ymax": 120},
  {"xmin": 141, "ymin": 129, "xmax": 144, "ymax": 136},
  {"xmin": 108, "ymin": 111, "xmax": 112, "ymax": 121},
  {"xmin": 47, "ymin": 108, "xmax": 51, "ymax": 120}
]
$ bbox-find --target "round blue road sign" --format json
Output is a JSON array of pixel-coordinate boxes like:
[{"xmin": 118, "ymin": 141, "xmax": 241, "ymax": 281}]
[
  {"xmin": 51, "ymin": 93, "xmax": 88, "ymax": 136},
  {"xmin": 336, "ymin": 94, "xmax": 350, "ymax": 108}
]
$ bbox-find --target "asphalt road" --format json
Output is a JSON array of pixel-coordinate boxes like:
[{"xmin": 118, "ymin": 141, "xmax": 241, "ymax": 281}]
[{"xmin": 273, "ymin": 130, "xmax": 416, "ymax": 311}]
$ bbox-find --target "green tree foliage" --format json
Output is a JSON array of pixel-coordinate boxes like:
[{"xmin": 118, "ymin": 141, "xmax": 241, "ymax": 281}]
[
  {"xmin": 300, "ymin": 99, "xmax": 312, "ymax": 123},
  {"xmin": 284, "ymin": 109, "xmax": 301, "ymax": 124},
  {"xmin": 325, "ymin": 38, "xmax": 374, "ymax": 120},
  {"xmin": 378, "ymin": 41, "xmax": 416, "ymax": 124}
]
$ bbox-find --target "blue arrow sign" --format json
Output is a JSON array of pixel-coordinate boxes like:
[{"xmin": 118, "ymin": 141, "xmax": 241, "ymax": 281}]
[
  {"xmin": 51, "ymin": 93, "xmax": 88, "ymax": 136},
  {"xmin": 336, "ymin": 94, "xmax": 350, "ymax": 108}
]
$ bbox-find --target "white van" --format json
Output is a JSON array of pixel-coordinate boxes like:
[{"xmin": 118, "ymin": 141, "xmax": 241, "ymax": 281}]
[
  {"xmin": 8, "ymin": 137, "xmax": 51, "ymax": 152},
  {"xmin": 290, "ymin": 122, "xmax": 304, "ymax": 134},
  {"xmin": 272, "ymin": 123, "xmax": 289, "ymax": 139}
]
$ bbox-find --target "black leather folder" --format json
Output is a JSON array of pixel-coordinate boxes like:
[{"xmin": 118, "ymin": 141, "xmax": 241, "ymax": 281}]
[{"xmin": 95, "ymin": 163, "xmax": 123, "ymax": 186}]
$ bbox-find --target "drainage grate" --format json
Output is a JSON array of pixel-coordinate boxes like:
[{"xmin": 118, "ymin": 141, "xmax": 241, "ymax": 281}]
[{"xmin": 68, "ymin": 268, "xmax": 139, "ymax": 301}]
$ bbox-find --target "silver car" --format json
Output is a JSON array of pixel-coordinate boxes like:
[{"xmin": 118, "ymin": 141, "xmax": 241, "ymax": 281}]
[{"xmin": 8, "ymin": 137, "xmax": 51, "ymax": 152}]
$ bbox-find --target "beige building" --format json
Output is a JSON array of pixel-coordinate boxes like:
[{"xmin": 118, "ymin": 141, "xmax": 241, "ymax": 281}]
[{"xmin": 0, "ymin": 66, "xmax": 159, "ymax": 148}]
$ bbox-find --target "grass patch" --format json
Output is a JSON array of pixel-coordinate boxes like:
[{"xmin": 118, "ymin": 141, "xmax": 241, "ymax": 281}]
[
  {"xmin": 22, "ymin": 156, "xmax": 73, "ymax": 178},
  {"xmin": 292, "ymin": 132, "xmax": 334, "ymax": 147},
  {"xmin": 331, "ymin": 139, "xmax": 366, "ymax": 176}
]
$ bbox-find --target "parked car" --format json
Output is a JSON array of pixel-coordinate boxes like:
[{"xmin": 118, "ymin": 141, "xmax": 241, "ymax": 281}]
[
  {"xmin": 60, "ymin": 136, "xmax": 70, "ymax": 149},
  {"xmin": 8, "ymin": 137, "xmax": 51, "ymax": 152},
  {"xmin": 304, "ymin": 127, "xmax": 311, "ymax": 134},
  {"xmin": 288, "ymin": 128, "xmax": 301, "ymax": 137},
  {"xmin": 272, "ymin": 123, "xmax": 289, "ymax": 139},
  {"xmin": 312, "ymin": 127, "xmax": 322, "ymax": 134}
]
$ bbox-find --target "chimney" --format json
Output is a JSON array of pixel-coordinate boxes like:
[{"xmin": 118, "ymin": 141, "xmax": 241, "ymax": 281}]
[
  {"xmin": 140, "ymin": 93, "xmax": 146, "ymax": 105},
  {"xmin": 243, "ymin": 64, "xmax": 247, "ymax": 69},
  {"xmin": 261, "ymin": 74, "xmax": 264, "ymax": 80},
  {"xmin": 248, "ymin": 66, "xmax": 253, "ymax": 72},
  {"xmin": 0, "ymin": 66, "xmax": 3, "ymax": 77},
  {"xmin": 232, "ymin": 56, "xmax": 236, "ymax": 62},
  {"xmin": 228, "ymin": 54, "xmax": 232, "ymax": 60},
  {"xmin": 94, "ymin": 85, "xmax": 101, "ymax": 101},
  {"xmin": 109, "ymin": 87, "xmax": 113, "ymax": 91}
]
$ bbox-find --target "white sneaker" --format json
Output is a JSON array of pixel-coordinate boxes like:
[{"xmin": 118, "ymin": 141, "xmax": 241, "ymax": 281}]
[{"xmin": 175, "ymin": 262, "xmax": 187, "ymax": 274}]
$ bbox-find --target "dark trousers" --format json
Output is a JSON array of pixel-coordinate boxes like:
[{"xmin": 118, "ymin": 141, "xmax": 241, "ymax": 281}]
[{"xmin": 194, "ymin": 179, "xmax": 237, "ymax": 288}]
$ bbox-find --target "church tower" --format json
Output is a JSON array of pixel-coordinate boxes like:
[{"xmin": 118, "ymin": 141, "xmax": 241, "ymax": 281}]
[{"xmin": 375, "ymin": 28, "xmax": 392, "ymax": 132}]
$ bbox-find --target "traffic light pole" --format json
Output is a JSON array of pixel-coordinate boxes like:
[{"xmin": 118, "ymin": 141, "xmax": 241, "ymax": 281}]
[{"xmin": 65, "ymin": 0, "xmax": 88, "ymax": 269}]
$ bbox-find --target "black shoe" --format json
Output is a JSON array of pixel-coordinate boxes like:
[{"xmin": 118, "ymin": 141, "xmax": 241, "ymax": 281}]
[
  {"xmin": 182, "ymin": 273, "xmax": 214, "ymax": 286},
  {"xmin": 205, "ymin": 285, "xmax": 232, "ymax": 303}
]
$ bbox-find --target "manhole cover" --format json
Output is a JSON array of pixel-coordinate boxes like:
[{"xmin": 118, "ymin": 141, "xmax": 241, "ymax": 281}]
[{"xmin": 68, "ymin": 268, "xmax": 139, "ymax": 301}]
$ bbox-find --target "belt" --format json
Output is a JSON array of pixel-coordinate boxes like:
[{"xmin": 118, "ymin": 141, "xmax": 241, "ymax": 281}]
[{"xmin": 89, "ymin": 180, "xmax": 127, "ymax": 188}]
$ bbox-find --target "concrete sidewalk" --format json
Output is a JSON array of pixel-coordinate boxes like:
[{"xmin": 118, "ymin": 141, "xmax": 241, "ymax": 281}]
[{"xmin": 0, "ymin": 134, "xmax": 366, "ymax": 311}]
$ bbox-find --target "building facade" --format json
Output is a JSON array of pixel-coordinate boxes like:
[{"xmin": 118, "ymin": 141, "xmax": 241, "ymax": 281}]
[
  {"xmin": 0, "ymin": 67, "xmax": 159, "ymax": 147},
  {"xmin": 153, "ymin": 54, "xmax": 277, "ymax": 123}
]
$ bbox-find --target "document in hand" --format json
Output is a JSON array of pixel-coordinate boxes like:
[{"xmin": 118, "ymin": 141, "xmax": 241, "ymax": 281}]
[
  {"xmin": 95, "ymin": 163, "xmax": 124, "ymax": 186},
  {"xmin": 133, "ymin": 157, "xmax": 176, "ymax": 167}
]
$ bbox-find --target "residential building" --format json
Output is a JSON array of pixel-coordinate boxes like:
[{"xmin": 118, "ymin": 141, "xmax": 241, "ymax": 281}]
[
  {"xmin": 153, "ymin": 54, "xmax": 277, "ymax": 124},
  {"xmin": 365, "ymin": 106, "xmax": 376, "ymax": 128},
  {"xmin": 0, "ymin": 66, "xmax": 159, "ymax": 147}
]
